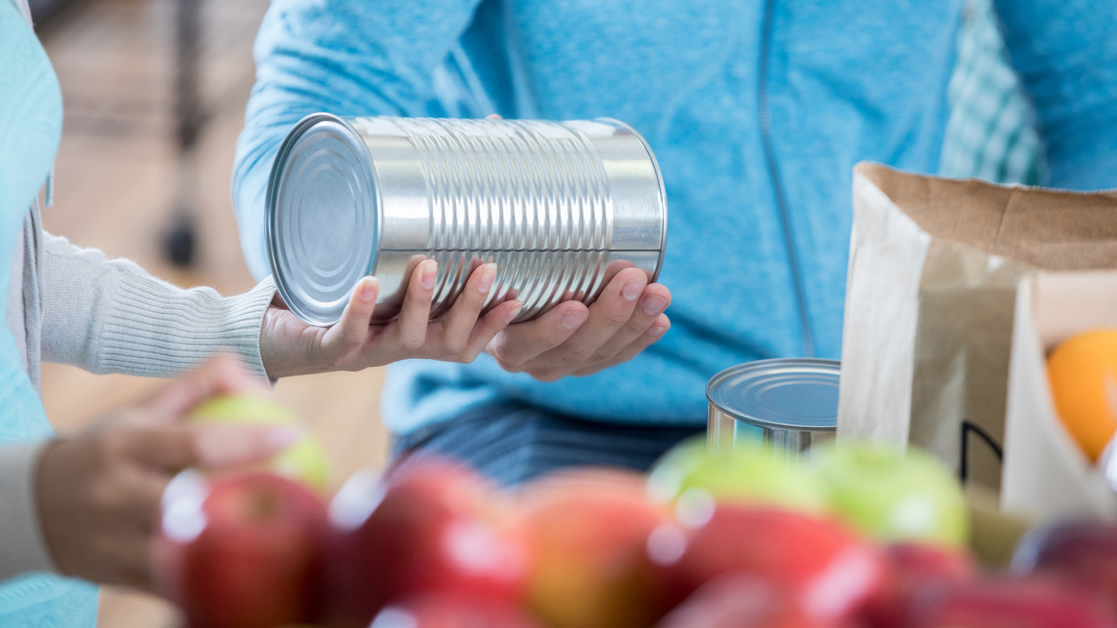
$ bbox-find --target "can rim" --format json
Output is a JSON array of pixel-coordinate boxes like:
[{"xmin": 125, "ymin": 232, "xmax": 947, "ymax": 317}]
[
  {"xmin": 706, "ymin": 358, "xmax": 840, "ymax": 431},
  {"xmin": 266, "ymin": 112, "xmax": 383, "ymax": 327},
  {"xmin": 595, "ymin": 117, "xmax": 667, "ymax": 284}
]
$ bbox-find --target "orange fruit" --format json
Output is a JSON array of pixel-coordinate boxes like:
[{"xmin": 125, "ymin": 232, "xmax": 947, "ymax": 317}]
[{"xmin": 1046, "ymin": 329, "xmax": 1117, "ymax": 462}]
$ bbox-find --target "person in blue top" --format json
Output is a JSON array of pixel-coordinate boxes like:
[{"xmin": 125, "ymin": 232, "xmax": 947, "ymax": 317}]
[{"xmin": 234, "ymin": 0, "xmax": 1117, "ymax": 484}]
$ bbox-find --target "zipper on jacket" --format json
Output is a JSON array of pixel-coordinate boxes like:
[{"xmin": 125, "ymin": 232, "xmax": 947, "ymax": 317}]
[{"xmin": 757, "ymin": 0, "xmax": 816, "ymax": 358}]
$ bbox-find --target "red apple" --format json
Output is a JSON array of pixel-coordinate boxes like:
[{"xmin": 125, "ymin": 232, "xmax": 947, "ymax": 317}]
[
  {"xmin": 653, "ymin": 505, "xmax": 886, "ymax": 621},
  {"xmin": 327, "ymin": 458, "xmax": 529, "ymax": 628},
  {"xmin": 656, "ymin": 574, "xmax": 853, "ymax": 628},
  {"xmin": 1012, "ymin": 520, "xmax": 1117, "ymax": 615},
  {"xmin": 883, "ymin": 542, "xmax": 976, "ymax": 583},
  {"xmin": 369, "ymin": 593, "xmax": 543, "ymax": 628},
  {"xmin": 154, "ymin": 471, "xmax": 329, "ymax": 628},
  {"xmin": 861, "ymin": 543, "xmax": 977, "ymax": 628},
  {"xmin": 516, "ymin": 468, "xmax": 675, "ymax": 628},
  {"xmin": 904, "ymin": 578, "xmax": 1116, "ymax": 628}
]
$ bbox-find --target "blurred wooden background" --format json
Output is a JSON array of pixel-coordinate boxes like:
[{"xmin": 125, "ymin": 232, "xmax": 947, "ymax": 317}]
[{"xmin": 36, "ymin": 0, "xmax": 390, "ymax": 625}]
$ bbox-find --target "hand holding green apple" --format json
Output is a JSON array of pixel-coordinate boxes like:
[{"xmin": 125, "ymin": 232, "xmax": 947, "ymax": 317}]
[{"xmin": 189, "ymin": 394, "xmax": 330, "ymax": 492}]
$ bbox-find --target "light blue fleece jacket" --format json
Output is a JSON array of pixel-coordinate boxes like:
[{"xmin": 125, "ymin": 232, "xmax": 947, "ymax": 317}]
[
  {"xmin": 0, "ymin": 0, "xmax": 99, "ymax": 624},
  {"xmin": 234, "ymin": 0, "xmax": 1117, "ymax": 435}
]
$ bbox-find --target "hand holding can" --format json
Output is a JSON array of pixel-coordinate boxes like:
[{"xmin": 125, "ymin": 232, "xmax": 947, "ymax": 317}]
[
  {"xmin": 484, "ymin": 266, "xmax": 671, "ymax": 381},
  {"xmin": 259, "ymin": 261, "xmax": 523, "ymax": 379},
  {"xmin": 263, "ymin": 114, "xmax": 669, "ymax": 379}
]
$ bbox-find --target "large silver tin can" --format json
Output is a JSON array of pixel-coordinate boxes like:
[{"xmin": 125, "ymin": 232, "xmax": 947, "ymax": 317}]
[
  {"xmin": 707, "ymin": 359, "xmax": 840, "ymax": 459},
  {"xmin": 266, "ymin": 114, "xmax": 667, "ymax": 326}
]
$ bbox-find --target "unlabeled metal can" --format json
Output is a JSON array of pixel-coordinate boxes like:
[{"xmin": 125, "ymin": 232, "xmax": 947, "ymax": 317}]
[
  {"xmin": 266, "ymin": 114, "xmax": 667, "ymax": 326},
  {"xmin": 707, "ymin": 358, "xmax": 840, "ymax": 458}
]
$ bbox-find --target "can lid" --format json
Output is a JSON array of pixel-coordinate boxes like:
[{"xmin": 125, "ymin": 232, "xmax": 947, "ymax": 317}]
[
  {"xmin": 267, "ymin": 114, "xmax": 380, "ymax": 326},
  {"xmin": 706, "ymin": 358, "xmax": 840, "ymax": 431}
]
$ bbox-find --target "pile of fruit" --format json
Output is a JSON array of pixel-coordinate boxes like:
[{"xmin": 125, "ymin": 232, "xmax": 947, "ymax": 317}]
[{"xmin": 157, "ymin": 394, "xmax": 1117, "ymax": 628}]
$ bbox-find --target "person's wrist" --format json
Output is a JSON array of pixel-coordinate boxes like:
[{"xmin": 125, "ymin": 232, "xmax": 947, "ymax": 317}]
[
  {"xmin": 35, "ymin": 437, "xmax": 80, "ymax": 577},
  {"xmin": 259, "ymin": 305, "xmax": 292, "ymax": 380},
  {"xmin": 259, "ymin": 344, "xmax": 281, "ymax": 380}
]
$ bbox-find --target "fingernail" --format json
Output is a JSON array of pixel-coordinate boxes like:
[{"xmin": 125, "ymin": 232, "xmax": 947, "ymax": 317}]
[
  {"xmin": 478, "ymin": 264, "xmax": 497, "ymax": 294},
  {"xmin": 421, "ymin": 263, "xmax": 437, "ymax": 290},
  {"xmin": 505, "ymin": 301, "xmax": 523, "ymax": 324},
  {"xmin": 622, "ymin": 279, "xmax": 644, "ymax": 301},
  {"xmin": 359, "ymin": 277, "xmax": 379, "ymax": 302},
  {"xmin": 642, "ymin": 296, "xmax": 667, "ymax": 316},
  {"xmin": 267, "ymin": 427, "xmax": 302, "ymax": 450},
  {"xmin": 562, "ymin": 310, "xmax": 588, "ymax": 330},
  {"xmin": 649, "ymin": 325, "xmax": 668, "ymax": 338}
]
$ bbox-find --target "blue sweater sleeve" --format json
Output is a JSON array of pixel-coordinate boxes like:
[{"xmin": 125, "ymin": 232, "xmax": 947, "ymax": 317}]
[
  {"xmin": 232, "ymin": 0, "xmax": 483, "ymax": 279},
  {"xmin": 994, "ymin": 0, "xmax": 1117, "ymax": 191}
]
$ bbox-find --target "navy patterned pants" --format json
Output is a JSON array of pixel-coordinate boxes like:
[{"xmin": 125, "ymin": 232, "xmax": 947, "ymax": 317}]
[{"xmin": 392, "ymin": 403, "xmax": 705, "ymax": 487}]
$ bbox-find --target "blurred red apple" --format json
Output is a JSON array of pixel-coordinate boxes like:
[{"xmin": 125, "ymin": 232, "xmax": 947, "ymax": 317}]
[
  {"xmin": 883, "ymin": 542, "xmax": 976, "ymax": 583},
  {"xmin": 327, "ymin": 458, "xmax": 529, "ymax": 628},
  {"xmin": 904, "ymin": 578, "xmax": 1116, "ymax": 628},
  {"xmin": 1013, "ymin": 520, "xmax": 1117, "ymax": 614},
  {"xmin": 516, "ymin": 468, "xmax": 675, "ymax": 628},
  {"xmin": 369, "ymin": 593, "xmax": 543, "ymax": 628},
  {"xmin": 862, "ymin": 543, "xmax": 977, "ymax": 628},
  {"xmin": 656, "ymin": 574, "xmax": 853, "ymax": 628},
  {"xmin": 154, "ymin": 471, "xmax": 329, "ymax": 628},
  {"xmin": 653, "ymin": 505, "xmax": 886, "ymax": 621}
]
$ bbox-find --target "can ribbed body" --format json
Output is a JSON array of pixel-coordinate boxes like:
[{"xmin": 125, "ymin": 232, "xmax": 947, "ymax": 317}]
[
  {"xmin": 267, "ymin": 114, "xmax": 667, "ymax": 326},
  {"xmin": 399, "ymin": 117, "xmax": 613, "ymax": 319}
]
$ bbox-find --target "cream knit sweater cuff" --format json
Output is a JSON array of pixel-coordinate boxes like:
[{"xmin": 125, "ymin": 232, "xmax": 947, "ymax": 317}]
[
  {"xmin": 94, "ymin": 273, "xmax": 276, "ymax": 380},
  {"xmin": 0, "ymin": 441, "xmax": 55, "ymax": 580},
  {"xmin": 41, "ymin": 234, "xmax": 276, "ymax": 380}
]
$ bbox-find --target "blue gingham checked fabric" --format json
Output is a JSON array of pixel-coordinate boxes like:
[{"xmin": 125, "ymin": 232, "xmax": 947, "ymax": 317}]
[{"xmin": 940, "ymin": 0, "xmax": 1046, "ymax": 185}]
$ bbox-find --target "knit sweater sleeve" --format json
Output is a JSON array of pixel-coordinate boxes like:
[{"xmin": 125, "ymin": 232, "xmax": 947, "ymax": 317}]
[{"xmin": 39, "ymin": 232, "xmax": 276, "ymax": 379}]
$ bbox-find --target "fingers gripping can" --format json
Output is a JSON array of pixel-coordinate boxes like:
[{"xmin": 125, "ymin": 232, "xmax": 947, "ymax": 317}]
[{"xmin": 266, "ymin": 114, "xmax": 668, "ymax": 326}]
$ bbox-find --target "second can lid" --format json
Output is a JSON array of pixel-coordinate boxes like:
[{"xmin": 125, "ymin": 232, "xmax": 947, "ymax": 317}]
[{"xmin": 706, "ymin": 358, "xmax": 840, "ymax": 431}]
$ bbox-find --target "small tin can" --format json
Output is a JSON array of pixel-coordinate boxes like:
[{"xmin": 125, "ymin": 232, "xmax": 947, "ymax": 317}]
[
  {"xmin": 266, "ymin": 114, "xmax": 667, "ymax": 326},
  {"xmin": 707, "ymin": 358, "xmax": 840, "ymax": 458}
]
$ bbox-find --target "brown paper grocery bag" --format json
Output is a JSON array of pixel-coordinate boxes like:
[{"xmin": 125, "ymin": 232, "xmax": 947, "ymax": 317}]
[
  {"xmin": 838, "ymin": 163, "xmax": 1117, "ymax": 490},
  {"xmin": 1002, "ymin": 272, "xmax": 1117, "ymax": 522}
]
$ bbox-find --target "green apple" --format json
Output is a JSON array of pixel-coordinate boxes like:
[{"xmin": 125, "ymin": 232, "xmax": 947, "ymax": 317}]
[
  {"xmin": 647, "ymin": 436, "xmax": 830, "ymax": 515},
  {"xmin": 189, "ymin": 394, "xmax": 329, "ymax": 493},
  {"xmin": 812, "ymin": 442, "xmax": 968, "ymax": 547}
]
